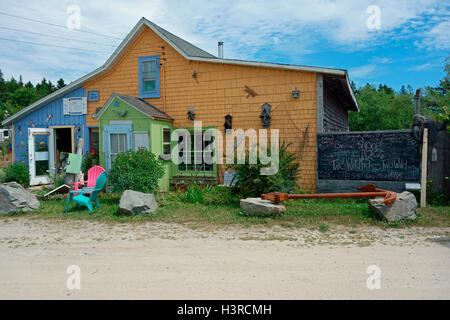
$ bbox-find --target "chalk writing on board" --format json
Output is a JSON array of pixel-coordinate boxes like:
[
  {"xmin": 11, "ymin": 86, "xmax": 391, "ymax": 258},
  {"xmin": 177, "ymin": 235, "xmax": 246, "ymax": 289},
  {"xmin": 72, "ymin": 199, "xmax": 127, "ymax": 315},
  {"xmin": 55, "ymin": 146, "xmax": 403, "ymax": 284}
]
[{"xmin": 317, "ymin": 131, "xmax": 420, "ymax": 182}]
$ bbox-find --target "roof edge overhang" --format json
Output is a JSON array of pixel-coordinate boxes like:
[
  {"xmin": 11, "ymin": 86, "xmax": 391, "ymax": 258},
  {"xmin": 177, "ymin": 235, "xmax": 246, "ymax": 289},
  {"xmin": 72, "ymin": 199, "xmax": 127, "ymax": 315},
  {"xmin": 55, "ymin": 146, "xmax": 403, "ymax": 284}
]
[
  {"xmin": 95, "ymin": 93, "xmax": 154, "ymax": 120},
  {"xmin": 2, "ymin": 18, "xmax": 149, "ymax": 126},
  {"xmin": 95, "ymin": 93, "xmax": 173, "ymax": 122}
]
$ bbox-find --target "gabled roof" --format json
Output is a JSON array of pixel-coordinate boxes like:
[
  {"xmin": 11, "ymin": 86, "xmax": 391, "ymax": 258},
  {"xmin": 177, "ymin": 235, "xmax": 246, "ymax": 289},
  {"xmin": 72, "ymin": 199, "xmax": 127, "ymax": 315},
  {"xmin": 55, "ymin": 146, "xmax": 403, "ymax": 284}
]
[
  {"xmin": 2, "ymin": 17, "xmax": 358, "ymax": 126},
  {"xmin": 95, "ymin": 93, "xmax": 172, "ymax": 121},
  {"xmin": 145, "ymin": 19, "xmax": 215, "ymax": 58}
]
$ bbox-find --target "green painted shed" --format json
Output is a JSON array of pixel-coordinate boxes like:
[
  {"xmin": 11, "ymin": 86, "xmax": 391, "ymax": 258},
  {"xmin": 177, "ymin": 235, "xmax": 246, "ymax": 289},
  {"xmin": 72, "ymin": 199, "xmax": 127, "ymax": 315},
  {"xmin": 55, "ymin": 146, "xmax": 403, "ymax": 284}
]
[{"xmin": 95, "ymin": 93, "xmax": 173, "ymax": 191}]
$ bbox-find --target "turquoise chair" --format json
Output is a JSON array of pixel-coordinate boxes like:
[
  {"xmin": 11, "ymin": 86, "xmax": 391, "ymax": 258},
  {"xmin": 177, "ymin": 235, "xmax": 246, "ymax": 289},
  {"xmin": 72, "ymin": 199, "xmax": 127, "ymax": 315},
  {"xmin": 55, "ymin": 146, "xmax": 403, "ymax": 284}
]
[{"xmin": 65, "ymin": 172, "xmax": 107, "ymax": 213}]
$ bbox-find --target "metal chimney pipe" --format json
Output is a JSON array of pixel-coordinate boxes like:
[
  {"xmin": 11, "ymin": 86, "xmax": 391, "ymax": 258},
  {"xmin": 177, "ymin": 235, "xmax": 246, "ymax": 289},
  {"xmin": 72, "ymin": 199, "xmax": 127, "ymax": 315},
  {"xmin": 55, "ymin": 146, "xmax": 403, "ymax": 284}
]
[
  {"xmin": 414, "ymin": 89, "xmax": 421, "ymax": 115},
  {"xmin": 218, "ymin": 41, "xmax": 223, "ymax": 58}
]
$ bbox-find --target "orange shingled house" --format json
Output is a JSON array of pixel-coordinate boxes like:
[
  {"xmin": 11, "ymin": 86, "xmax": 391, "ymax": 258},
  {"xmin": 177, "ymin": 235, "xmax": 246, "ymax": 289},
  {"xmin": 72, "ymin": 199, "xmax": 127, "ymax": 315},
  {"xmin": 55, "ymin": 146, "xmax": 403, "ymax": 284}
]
[{"xmin": 4, "ymin": 17, "xmax": 359, "ymax": 190}]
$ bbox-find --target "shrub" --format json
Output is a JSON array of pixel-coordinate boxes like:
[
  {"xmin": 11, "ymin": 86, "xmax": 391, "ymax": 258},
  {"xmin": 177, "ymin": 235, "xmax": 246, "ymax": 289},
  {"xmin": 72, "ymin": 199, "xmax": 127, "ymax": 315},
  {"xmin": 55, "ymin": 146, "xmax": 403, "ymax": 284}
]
[
  {"xmin": 4, "ymin": 162, "xmax": 30, "ymax": 187},
  {"xmin": 229, "ymin": 142, "xmax": 301, "ymax": 198},
  {"xmin": 181, "ymin": 182, "xmax": 239, "ymax": 205},
  {"xmin": 183, "ymin": 181, "xmax": 206, "ymax": 204},
  {"xmin": 108, "ymin": 148, "xmax": 165, "ymax": 193},
  {"xmin": 0, "ymin": 168, "xmax": 5, "ymax": 183},
  {"xmin": 411, "ymin": 180, "xmax": 450, "ymax": 206},
  {"xmin": 49, "ymin": 172, "xmax": 66, "ymax": 188},
  {"xmin": 0, "ymin": 139, "xmax": 11, "ymax": 157},
  {"xmin": 201, "ymin": 185, "xmax": 240, "ymax": 205}
]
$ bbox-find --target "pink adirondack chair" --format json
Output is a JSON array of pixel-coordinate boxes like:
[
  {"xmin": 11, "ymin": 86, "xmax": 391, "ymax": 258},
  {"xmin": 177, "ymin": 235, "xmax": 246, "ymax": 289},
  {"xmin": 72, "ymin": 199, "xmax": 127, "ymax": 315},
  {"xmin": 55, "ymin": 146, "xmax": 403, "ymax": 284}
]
[{"xmin": 73, "ymin": 166, "xmax": 106, "ymax": 196}]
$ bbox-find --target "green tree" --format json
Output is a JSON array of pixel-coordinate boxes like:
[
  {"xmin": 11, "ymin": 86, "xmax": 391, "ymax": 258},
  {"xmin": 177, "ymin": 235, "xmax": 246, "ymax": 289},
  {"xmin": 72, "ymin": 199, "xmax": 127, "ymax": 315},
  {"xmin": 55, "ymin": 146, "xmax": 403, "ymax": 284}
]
[
  {"xmin": 349, "ymin": 84, "xmax": 414, "ymax": 131},
  {"xmin": 349, "ymin": 56, "xmax": 449, "ymax": 131},
  {"xmin": 0, "ymin": 69, "xmax": 8, "ymax": 105},
  {"xmin": 10, "ymin": 87, "xmax": 39, "ymax": 109},
  {"xmin": 7, "ymin": 77, "xmax": 20, "ymax": 93},
  {"xmin": 57, "ymin": 78, "xmax": 66, "ymax": 89},
  {"xmin": 421, "ymin": 56, "xmax": 449, "ymax": 115}
]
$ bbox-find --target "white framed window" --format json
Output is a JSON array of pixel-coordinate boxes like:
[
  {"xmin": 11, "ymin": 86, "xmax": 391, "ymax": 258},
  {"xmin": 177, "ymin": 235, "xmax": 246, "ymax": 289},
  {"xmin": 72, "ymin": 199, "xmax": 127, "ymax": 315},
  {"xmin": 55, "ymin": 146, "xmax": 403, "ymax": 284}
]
[
  {"xmin": 63, "ymin": 97, "xmax": 87, "ymax": 115},
  {"xmin": 162, "ymin": 128, "xmax": 171, "ymax": 155},
  {"xmin": 134, "ymin": 132, "xmax": 149, "ymax": 151},
  {"xmin": 142, "ymin": 61, "xmax": 157, "ymax": 93},
  {"xmin": 110, "ymin": 133, "xmax": 127, "ymax": 165},
  {"xmin": 138, "ymin": 56, "xmax": 160, "ymax": 98}
]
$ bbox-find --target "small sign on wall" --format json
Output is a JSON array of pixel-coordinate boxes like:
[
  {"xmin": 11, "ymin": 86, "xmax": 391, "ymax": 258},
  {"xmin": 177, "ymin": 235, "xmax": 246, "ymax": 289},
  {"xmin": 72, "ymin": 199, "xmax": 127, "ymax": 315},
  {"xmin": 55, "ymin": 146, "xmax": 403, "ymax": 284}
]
[
  {"xmin": 63, "ymin": 97, "xmax": 87, "ymax": 115},
  {"xmin": 88, "ymin": 91, "xmax": 99, "ymax": 101}
]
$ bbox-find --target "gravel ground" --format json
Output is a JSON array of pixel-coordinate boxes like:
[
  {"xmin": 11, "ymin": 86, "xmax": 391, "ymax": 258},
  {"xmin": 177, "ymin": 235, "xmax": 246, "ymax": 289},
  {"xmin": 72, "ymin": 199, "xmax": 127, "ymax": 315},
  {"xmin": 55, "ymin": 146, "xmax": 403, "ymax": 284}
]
[{"xmin": 0, "ymin": 216, "xmax": 449, "ymax": 299}]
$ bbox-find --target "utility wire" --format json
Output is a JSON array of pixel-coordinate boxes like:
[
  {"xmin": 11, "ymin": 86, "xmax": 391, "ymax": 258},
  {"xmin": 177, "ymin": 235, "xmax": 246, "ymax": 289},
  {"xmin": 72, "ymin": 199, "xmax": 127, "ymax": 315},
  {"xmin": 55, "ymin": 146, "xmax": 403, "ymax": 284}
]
[
  {"xmin": 0, "ymin": 26, "xmax": 118, "ymax": 47},
  {"xmin": 0, "ymin": 11, "xmax": 122, "ymax": 40},
  {"xmin": 0, "ymin": 37, "xmax": 112, "ymax": 54}
]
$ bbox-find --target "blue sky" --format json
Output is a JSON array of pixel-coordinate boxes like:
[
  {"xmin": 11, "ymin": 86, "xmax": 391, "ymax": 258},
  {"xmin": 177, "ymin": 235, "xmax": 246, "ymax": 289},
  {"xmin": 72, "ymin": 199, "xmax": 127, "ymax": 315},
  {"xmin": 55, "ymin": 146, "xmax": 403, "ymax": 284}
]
[{"xmin": 0, "ymin": 0, "xmax": 448, "ymax": 91}]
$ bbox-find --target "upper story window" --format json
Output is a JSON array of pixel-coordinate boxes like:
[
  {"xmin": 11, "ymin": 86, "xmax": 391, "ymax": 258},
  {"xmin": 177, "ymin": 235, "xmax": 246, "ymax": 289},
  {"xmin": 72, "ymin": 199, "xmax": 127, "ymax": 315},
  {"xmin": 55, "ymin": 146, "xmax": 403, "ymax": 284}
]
[{"xmin": 138, "ymin": 55, "xmax": 160, "ymax": 98}]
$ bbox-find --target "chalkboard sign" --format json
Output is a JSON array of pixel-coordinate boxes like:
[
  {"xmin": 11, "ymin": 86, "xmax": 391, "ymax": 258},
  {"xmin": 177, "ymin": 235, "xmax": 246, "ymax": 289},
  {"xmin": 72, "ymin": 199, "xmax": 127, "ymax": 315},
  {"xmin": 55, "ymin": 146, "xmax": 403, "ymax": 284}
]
[{"xmin": 317, "ymin": 130, "xmax": 420, "ymax": 182}]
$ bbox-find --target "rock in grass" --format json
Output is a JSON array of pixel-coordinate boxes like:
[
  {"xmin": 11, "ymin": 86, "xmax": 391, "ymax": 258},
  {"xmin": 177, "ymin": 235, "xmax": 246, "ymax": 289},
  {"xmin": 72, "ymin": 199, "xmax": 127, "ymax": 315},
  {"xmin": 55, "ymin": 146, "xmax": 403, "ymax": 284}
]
[
  {"xmin": 0, "ymin": 182, "xmax": 40, "ymax": 214},
  {"xmin": 368, "ymin": 191, "xmax": 417, "ymax": 222},
  {"xmin": 240, "ymin": 198, "xmax": 286, "ymax": 216},
  {"xmin": 119, "ymin": 190, "xmax": 158, "ymax": 215}
]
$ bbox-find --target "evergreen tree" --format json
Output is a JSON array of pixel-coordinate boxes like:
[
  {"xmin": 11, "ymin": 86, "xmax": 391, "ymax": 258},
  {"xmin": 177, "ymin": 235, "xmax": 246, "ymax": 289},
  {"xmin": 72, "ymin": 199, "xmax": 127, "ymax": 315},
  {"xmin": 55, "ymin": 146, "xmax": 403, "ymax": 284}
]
[
  {"xmin": 24, "ymin": 81, "xmax": 34, "ymax": 89},
  {"xmin": 399, "ymin": 85, "xmax": 407, "ymax": 95},
  {"xmin": 57, "ymin": 78, "xmax": 66, "ymax": 89},
  {"xmin": 0, "ymin": 69, "xmax": 8, "ymax": 104},
  {"xmin": 7, "ymin": 77, "xmax": 20, "ymax": 93}
]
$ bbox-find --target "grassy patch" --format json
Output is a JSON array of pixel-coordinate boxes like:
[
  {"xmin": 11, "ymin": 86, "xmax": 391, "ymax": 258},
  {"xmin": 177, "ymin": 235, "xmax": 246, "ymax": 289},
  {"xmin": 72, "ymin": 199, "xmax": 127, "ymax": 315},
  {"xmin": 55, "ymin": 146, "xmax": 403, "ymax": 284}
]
[
  {"xmin": 0, "ymin": 167, "xmax": 5, "ymax": 183},
  {"xmin": 3, "ymin": 192, "xmax": 449, "ymax": 229},
  {"xmin": 318, "ymin": 223, "xmax": 329, "ymax": 233}
]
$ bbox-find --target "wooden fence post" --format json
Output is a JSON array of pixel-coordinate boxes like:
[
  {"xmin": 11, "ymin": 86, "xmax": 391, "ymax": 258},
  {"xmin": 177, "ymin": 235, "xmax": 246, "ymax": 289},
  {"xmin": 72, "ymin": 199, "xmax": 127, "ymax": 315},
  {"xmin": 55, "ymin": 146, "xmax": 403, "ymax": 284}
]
[{"xmin": 420, "ymin": 128, "xmax": 428, "ymax": 208}]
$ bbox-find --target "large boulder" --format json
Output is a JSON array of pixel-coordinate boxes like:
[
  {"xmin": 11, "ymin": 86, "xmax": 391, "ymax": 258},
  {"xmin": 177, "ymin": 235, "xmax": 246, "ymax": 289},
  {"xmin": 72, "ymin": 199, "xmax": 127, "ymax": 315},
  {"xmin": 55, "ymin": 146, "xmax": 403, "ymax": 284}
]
[
  {"xmin": 368, "ymin": 191, "xmax": 418, "ymax": 222},
  {"xmin": 0, "ymin": 182, "xmax": 40, "ymax": 214},
  {"xmin": 240, "ymin": 198, "xmax": 286, "ymax": 216},
  {"xmin": 119, "ymin": 190, "xmax": 158, "ymax": 215}
]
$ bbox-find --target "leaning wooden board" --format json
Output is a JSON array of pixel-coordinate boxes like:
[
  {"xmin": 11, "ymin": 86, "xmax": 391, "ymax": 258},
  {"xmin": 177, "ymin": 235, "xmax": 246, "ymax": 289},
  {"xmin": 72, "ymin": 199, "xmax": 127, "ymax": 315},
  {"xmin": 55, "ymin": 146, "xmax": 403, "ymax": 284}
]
[{"xmin": 317, "ymin": 130, "xmax": 421, "ymax": 182}]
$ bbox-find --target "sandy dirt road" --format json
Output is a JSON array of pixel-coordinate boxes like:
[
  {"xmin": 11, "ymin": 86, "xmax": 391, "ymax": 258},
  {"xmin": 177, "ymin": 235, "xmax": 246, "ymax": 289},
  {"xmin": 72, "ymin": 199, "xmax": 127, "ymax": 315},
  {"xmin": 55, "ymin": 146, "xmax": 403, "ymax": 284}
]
[{"xmin": 0, "ymin": 217, "xmax": 449, "ymax": 299}]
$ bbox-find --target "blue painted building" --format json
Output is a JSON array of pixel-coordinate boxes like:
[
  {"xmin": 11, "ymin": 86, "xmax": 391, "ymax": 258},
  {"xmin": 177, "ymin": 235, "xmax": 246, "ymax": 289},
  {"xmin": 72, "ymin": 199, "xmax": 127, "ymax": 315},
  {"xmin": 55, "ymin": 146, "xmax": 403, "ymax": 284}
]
[{"xmin": 3, "ymin": 86, "xmax": 91, "ymax": 185}]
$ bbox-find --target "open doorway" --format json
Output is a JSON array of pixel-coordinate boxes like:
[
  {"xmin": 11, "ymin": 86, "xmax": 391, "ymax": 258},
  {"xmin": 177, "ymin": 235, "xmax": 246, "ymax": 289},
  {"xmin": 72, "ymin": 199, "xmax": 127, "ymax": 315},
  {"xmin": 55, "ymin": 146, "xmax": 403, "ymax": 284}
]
[{"xmin": 52, "ymin": 126, "xmax": 74, "ymax": 171}]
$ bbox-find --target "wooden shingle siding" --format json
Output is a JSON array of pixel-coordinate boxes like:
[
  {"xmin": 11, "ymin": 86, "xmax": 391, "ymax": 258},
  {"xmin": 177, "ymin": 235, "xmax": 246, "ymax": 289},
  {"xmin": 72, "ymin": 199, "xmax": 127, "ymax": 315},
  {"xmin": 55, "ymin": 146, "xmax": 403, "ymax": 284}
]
[
  {"xmin": 84, "ymin": 27, "xmax": 318, "ymax": 191},
  {"xmin": 323, "ymin": 86, "xmax": 348, "ymax": 132}
]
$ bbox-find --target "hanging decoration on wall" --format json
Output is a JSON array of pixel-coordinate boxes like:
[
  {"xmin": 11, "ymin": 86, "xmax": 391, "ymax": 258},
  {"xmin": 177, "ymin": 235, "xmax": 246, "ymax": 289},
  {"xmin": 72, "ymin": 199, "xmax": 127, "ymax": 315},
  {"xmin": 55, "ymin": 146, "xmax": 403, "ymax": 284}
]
[
  {"xmin": 88, "ymin": 91, "xmax": 99, "ymax": 102},
  {"xmin": 17, "ymin": 140, "xmax": 25, "ymax": 149},
  {"xmin": 260, "ymin": 103, "xmax": 271, "ymax": 128},
  {"xmin": 224, "ymin": 114, "xmax": 232, "ymax": 131},
  {"xmin": 192, "ymin": 70, "xmax": 199, "ymax": 84},
  {"xmin": 17, "ymin": 125, "xmax": 22, "ymax": 135},
  {"xmin": 244, "ymin": 85, "xmax": 258, "ymax": 98},
  {"xmin": 46, "ymin": 114, "xmax": 53, "ymax": 123},
  {"xmin": 92, "ymin": 107, "xmax": 102, "ymax": 118},
  {"xmin": 187, "ymin": 107, "xmax": 195, "ymax": 123},
  {"xmin": 29, "ymin": 119, "xmax": 36, "ymax": 128},
  {"xmin": 291, "ymin": 88, "xmax": 300, "ymax": 99},
  {"xmin": 113, "ymin": 109, "xmax": 128, "ymax": 117},
  {"xmin": 113, "ymin": 101, "xmax": 120, "ymax": 107}
]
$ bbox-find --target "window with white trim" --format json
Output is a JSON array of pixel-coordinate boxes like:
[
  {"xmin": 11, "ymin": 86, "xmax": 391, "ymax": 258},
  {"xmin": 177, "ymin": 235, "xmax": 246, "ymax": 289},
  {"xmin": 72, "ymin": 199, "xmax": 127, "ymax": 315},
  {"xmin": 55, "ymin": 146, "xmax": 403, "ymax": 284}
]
[
  {"xmin": 139, "ymin": 56, "xmax": 160, "ymax": 98},
  {"xmin": 177, "ymin": 131, "xmax": 214, "ymax": 172}
]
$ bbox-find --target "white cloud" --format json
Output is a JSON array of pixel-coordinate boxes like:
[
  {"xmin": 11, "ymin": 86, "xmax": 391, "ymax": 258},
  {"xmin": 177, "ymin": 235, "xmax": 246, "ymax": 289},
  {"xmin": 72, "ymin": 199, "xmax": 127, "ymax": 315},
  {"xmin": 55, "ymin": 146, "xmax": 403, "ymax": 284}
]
[
  {"xmin": 350, "ymin": 64, "xmax": 377, "ymax": 78},
  {"xmin": 409, "ymin": 58, "xmax": 445, "ymax": 71},
  {"xmin": 371, "ymin": 57, "xmax": 393, "ymax": 64},
  {"xmin": 410, "ymin": 62, "xmax": 434, "ymax": 71},
  {"xmin": 416, "ymin": 20, "xmax": 450, "ymax": 50}
]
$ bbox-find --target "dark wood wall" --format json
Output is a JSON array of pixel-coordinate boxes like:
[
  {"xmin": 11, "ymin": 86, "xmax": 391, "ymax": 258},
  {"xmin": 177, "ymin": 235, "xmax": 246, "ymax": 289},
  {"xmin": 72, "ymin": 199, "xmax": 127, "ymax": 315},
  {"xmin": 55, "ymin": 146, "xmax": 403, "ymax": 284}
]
[{"xmin": 323, "ymin": 85, "xmax": 349, "ymax": 132}]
